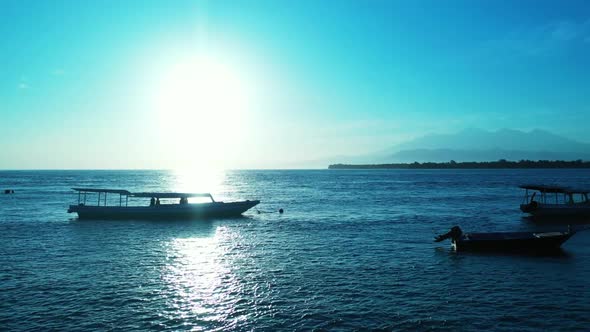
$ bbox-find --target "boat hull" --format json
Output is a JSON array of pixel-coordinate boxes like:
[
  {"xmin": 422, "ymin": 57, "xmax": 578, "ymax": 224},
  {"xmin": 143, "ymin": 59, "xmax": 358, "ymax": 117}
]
[
  {"xmin": 520, "ymin": 203, "xmax": 590, "ymax": 219},
  {"xmin": 452, "ymin": 231, "xmax": 572, "ymax": 252},
  {"xmin": 68, "ymin": 200, "xmax": 260, "ymax": 220}
]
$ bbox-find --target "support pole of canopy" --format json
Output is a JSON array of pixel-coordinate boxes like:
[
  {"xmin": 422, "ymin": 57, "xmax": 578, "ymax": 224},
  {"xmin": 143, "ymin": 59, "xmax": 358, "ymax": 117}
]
[
  {"xmin": 120, "ymin": 194, "xmax": 122, "ymax": 206},
  {"xmin": 126, "ymin": 195, "xmax": 128, "ymax": 207},
  {"xmin": 84, "ymin": 192, "xmax": 87, "ymax": 204},
  {"xmin": 98, "ymin": 192, "xmax": 101, "ymax": 206},
  {"xmin": 105, "ymin": 192, "xmax": 107, "ymax": 206},
  {"xmin": 78, "ymin": 191, "xmax": 81, "ymax": 204}
]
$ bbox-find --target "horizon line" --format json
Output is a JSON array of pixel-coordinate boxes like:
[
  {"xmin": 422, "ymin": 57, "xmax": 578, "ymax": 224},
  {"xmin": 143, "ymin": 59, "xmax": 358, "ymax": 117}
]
[{"xmin": 0, "ymin": 168, "xmax": 327, "ymax": 171}]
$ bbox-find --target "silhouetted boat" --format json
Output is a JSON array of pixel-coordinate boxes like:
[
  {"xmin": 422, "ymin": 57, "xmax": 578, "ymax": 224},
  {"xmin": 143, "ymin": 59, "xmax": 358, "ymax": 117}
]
[
  {"xmin": 67, "ymin": 188, "xmax": 259, "ymax": 219},
  {"xmin": 519, "ymin": 184, "xmax": 590, "ymax": 219},
  {"xmin": 434, "ymin": 226, "xmax": 575, "ymax": 252}
]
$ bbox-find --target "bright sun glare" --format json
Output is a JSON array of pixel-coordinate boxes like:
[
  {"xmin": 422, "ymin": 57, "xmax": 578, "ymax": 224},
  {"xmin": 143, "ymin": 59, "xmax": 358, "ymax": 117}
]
[{"xmin": 153, "ymin": 54, "xmax": 250, "ymax": 170}]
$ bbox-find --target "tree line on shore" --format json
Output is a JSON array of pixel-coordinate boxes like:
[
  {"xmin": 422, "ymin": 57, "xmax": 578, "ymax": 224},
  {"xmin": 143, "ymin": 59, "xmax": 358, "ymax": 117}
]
[{"xmin": 328, "ymin": 159, "xmax": 590, "ymax": 169}]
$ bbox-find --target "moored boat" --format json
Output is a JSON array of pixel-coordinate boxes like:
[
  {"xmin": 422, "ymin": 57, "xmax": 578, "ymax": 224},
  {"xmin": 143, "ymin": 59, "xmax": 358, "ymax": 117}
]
[
  {"xmin": 434, "ymin": 226, "xmax": 575, "ymax": 252},
  {"xmin": 519, "ymin": 184, "xmax": 590, "ymax": 219},
  {"xmin": 67, "ymin": 188, "xmax": 260, "ymax": 219}
]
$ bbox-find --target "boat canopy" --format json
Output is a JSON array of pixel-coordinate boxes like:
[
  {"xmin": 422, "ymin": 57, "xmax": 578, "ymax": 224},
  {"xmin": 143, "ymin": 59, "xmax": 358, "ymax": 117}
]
[
  {"xmin": 71, "ymin": 188, "xmax": 214, "ymax": 200},
  {"xmin": 72, "ymin": 188, "xmax": 132, "ymax": 195},
  {"xmin": 519, "ymin": 184, "xmax": 590, "ymax": 194},
  {"xmin": 131, "ymin": 192, "xmax": 214, "ymax": 200}
]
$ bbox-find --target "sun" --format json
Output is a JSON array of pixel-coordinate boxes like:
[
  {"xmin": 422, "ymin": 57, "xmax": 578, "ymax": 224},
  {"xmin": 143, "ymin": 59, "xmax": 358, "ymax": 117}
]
[{"xmin": 152, "ymin": 53, "xmax": 250, "ymax": 169}]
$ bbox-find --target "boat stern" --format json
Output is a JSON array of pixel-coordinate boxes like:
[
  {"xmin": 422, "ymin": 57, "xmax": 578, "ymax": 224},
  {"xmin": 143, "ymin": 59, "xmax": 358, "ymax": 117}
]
[
  {"xmin": 520, "ymin": 202, "xmax": 538, "ymax": 213},
  {"xmin": 67, "ymin": 204, "xmax": 81, "ymax": 213}
]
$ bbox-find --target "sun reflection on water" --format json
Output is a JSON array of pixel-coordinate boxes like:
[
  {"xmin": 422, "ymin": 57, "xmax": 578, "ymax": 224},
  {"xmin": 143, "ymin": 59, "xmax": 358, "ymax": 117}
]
[{"xmin": 161, "ymin": 226, "xmax": 245, "ymax": 328}]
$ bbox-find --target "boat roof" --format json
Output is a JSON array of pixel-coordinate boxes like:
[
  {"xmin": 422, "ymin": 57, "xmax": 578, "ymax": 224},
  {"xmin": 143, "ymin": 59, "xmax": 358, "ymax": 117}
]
[
  {"xmin": 131, "ymin": 192, "xmax": 213, "ymax": 199},
  {"xmin": 519, "ymin": 184, "xmax": 590, "ymax": 194},
  {"xmin": 72, "ymin": 188, "xmax": 132, "ymax": 195},
  {"xmin": 71, "ymin": 188, "xmax": 213, "ymax": 198}
]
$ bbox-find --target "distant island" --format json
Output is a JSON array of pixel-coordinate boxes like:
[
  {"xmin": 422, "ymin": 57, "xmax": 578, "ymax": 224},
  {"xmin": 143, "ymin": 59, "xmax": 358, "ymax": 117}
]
[{"xmin": 329, "ymin": 159, "xmax": 590, "ymax": 169}]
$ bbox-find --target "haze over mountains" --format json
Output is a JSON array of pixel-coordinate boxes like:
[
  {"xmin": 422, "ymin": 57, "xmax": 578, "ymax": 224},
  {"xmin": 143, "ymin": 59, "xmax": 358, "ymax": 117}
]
[
  {"xmin": 385, "ymin": 128, "xmax": 590, "ymax": 163},
  {"xmin": 329, "ymin": 128, "xmax": 590, "ymax": 166}
]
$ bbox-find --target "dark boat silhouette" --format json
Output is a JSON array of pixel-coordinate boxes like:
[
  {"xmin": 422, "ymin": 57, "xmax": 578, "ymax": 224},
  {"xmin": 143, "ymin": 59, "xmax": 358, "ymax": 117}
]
[
  {"xmin": 67, "ymin": 188, "xmax": 259, "ymax": 219},
  {"xmin": 434, "ymin": 226, "xmax": 575, "ymax": 252},
  {"xmin": 519, "ymin": 184, "xmax": 590, "ymax": 219}
]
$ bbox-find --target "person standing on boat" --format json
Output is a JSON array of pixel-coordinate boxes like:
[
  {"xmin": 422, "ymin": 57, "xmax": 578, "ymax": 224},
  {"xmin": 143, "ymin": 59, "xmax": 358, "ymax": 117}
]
[
  {"xmin": 156, "ymin": 198, "xmax": 160, "ymax": 206},
  {"xmin": 150, "ymin": 197, "xmax": 155, "ymax": 207}
]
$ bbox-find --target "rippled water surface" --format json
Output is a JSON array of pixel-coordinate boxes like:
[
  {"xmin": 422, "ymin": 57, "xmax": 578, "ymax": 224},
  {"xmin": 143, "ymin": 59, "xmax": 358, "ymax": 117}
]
[{"xmin": 1, "ymin": 169, "xmax": 590, "ymax": 331}]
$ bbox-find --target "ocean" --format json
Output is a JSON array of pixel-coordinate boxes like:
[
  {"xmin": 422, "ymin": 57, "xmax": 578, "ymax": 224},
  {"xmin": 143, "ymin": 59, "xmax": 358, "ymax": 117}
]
[{"xmin": 1, "ymin": 169, "xmax": 590, "ymax": 331}]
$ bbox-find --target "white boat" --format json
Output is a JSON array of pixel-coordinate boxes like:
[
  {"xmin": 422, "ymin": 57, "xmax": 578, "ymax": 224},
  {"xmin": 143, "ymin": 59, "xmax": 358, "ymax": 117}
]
[
  {"xmin": 67, "ymin": 188, "xmax": 260, "ymax": 219},
  {"xmin": 519, "ymin": 184, "xmax": 590, "ymax": 218}
]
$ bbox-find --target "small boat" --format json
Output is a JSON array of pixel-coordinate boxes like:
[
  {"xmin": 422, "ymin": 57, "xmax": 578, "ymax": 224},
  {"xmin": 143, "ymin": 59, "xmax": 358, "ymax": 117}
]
[
  {"xmin": 519, "ymin": 184, "xmax": 590, "ymax": 219},
  {"xmin": 434, "ymin": 226, "xmax": 575, "ymax": 252},
  {"xmin": 67, "ymin": 188, "xmax": 260, "ymax": 219}
]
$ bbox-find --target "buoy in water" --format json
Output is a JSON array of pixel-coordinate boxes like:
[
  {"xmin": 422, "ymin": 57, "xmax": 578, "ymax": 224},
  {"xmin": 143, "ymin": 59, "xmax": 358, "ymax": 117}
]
[{"xmin": 278, "ymin": 208, "xmax": 284, "ymax": 214}]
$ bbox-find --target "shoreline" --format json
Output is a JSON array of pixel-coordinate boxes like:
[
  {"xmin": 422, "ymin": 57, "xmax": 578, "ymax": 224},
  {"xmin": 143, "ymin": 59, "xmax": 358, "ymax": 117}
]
[{"xmin": 329, "ymin": 160, "xmax": 590, "ymax": 169}]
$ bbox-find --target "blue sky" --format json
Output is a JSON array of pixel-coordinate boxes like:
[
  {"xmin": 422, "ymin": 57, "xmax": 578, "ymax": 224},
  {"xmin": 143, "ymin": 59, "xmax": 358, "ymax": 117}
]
[{"xmin": 1, "ymin": 0, "xmax": 590, "ymax": 168}]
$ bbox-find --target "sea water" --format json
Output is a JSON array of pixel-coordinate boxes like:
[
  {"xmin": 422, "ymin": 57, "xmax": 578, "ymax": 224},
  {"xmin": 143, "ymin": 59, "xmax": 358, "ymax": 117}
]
[{"xmin": 1, "ymin": 169, "xmax": 590, "ymax": 331}]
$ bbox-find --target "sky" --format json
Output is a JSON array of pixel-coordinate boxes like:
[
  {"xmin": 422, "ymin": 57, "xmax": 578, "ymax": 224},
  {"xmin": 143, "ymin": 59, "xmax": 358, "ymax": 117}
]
[{"xmin": 1, "ymin": 0, "xmax": 590, "ymax": 169}]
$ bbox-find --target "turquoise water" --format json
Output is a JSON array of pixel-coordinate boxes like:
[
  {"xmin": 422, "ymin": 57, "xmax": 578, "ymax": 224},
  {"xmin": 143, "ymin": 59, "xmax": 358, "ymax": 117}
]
[{"xmin": 1, "ymin": 169, "xmax": 590, "ymax": 331}]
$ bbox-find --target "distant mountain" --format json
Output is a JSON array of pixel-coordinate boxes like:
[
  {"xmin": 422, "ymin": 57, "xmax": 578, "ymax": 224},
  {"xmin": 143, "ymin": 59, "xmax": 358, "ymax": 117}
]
[
  {"xmin": 385, "ymin": 128, "xmax": 590, "ymax": 163},
  {"xmin": 391, "ymin": 128, "xmax": 590, "ymax": 152},
  {"xmin": 321, "ymin": 128, "xmax": 590, "ymax": 168},
  {"xmin": 389, "ymin": 148, "xmax": 590, "ymax": 163}
]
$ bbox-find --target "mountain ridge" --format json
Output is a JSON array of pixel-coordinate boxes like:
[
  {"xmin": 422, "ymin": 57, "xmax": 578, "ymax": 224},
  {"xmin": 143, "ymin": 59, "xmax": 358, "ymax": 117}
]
[
  {"xmin": 388, "ymin": 128, "xmax": 590, "ymax": 154},
  {"xmin": 326, "ymin": 128, "xmax": 590, "ymax": 166}
]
